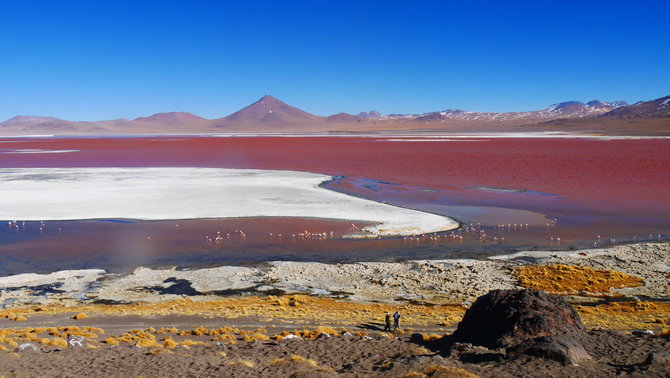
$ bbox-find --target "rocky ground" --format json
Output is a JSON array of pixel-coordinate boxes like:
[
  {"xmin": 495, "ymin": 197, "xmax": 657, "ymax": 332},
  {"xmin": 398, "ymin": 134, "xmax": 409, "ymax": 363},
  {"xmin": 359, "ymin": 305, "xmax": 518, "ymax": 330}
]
[
  {"xmin": 0, "ymin": 306, "xmax": 667, "ymax": 377},
  {"xmin": 0, "ymin": 242, "xmax": 668, "ymax": 377},
  {"xmin": 1, "ymin": 242, "xmax": 667, "ymax": 308}
]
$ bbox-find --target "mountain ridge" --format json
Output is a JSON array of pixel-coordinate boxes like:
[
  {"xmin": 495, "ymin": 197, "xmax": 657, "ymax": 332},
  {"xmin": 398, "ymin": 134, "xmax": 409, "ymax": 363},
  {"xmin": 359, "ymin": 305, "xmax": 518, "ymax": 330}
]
[{"xmin": 1, "ymin": 95, "xmax": 668, "ymax": 135}]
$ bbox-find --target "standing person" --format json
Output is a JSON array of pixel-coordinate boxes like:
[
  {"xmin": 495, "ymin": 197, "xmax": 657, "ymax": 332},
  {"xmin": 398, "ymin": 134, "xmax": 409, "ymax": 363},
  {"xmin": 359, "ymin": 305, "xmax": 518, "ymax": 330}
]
[
  {"xmin": 384, "ymin": 312, "xmax": 391, "ymax": 332},
  {"xmin": 393, "ymin": 311, "xmax": 400, "ymax": 332}
]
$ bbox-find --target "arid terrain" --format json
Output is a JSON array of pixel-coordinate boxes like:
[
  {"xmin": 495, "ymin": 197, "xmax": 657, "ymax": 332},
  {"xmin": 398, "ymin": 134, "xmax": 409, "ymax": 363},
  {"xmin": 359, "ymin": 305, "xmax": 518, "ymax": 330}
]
[
  {"xmin": 5, "ymin": 1, "xmax": 669, "ymax": 376},
  {"xmin": 0, "ymin": 242, "xmax": 668, "ymax": 377},
  {"xmin": 0, "ymin": 131, "xmax": 668, "ymax": 377}
]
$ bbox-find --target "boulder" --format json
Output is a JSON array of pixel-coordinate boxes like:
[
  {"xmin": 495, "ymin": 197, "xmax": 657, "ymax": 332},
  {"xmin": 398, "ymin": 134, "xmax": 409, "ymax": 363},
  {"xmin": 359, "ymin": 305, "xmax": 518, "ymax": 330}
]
[
  {"xmin": 452, "ymin": 289, "xmax": 583, "ymax": 348},
  {"xmin": 644, "ymin": 351, "xmax": 670, "ymax": 366},
  {"xmin": 410, "ymin": 333, "xmax": 425, "ymax": 343},
  {"xmin": 517, "ymin": 335, "xmax": 592, "ymax": 365}
]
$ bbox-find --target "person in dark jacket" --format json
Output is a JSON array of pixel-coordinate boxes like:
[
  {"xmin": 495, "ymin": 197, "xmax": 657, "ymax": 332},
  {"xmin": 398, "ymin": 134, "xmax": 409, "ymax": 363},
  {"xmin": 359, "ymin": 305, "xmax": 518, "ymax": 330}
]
[
  {"xmin": 384, "ymin": 312, "xmax": 391, "ymax": 332},
  {"xmin": 393, "ymin": 311, "xmax": 400, "ymax": 332}
]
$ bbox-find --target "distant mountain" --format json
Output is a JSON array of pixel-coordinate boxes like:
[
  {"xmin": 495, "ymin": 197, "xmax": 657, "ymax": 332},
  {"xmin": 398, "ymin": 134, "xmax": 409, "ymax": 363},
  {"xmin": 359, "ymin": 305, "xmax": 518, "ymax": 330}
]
[
  {"xmin": 20, "ymin": 120, "xmax": 105, "ymax": 133},
  {"xmin": 550, "ymin": 101, "xmax": 587, "ymax": 113},
  {"xmin": 356, "ymin": 110, "xmax": 384, "ymax": 119},
  {"xmin": 135, "ymin": 112, "xmax": 208, "ymax": 126},
  {"xmin": 586, "ymin": 100, "xmax": 629, "ymax": 108},
  {"xmin": 398, "ymin": 99, "xmax": 627, "ymax": 124},
  {"xmin": 326, "ymin": 112, "xmax": 362, "ymax": 122},
  {"xmin": 0, "ymin": 115, "xmax": 61, "ymax": 128},
  {"xmin": 415, "ymin": 109, "xmax": 468, "ymax": 122},
  {"xmin": 537, "ymin": 95, "xmax": 670, "ymax": 135},
  {"xmin": 541, "ymin": 100, "xmax": 627, "ymax": 116},
  {"xmin": 600, "ymin": 95, "xmax": 670, "ymax": 118},
  {"xmin": 0, "ymin": 94, "xmax": 666, "ymax": 136},
  {"xmin": 212, "ymin": 95, "xmax": 322, "ymax": 129}
]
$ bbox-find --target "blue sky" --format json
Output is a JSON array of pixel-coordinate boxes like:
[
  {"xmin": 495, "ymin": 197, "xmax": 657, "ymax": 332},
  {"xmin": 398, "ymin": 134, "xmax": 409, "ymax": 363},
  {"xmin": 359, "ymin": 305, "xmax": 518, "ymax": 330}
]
[{"xmin": 1, "ymin": 0, "xmax": 668, "ymax": 121}]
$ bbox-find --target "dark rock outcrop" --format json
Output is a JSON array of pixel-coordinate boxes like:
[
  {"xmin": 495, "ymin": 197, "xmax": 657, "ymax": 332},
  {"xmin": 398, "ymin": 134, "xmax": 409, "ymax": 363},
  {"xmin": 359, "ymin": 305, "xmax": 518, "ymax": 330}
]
[{"xmin": 451, "ymin": 289, "xmax": 583, "ymax": 348}]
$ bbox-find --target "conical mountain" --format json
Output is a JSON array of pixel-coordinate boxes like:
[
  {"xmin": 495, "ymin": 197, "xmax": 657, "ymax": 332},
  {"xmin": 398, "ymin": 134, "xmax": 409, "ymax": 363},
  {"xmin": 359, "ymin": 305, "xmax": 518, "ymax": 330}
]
[{"xmin": 212, "ymin": 95, "xmax": 323, "ymax": 128}]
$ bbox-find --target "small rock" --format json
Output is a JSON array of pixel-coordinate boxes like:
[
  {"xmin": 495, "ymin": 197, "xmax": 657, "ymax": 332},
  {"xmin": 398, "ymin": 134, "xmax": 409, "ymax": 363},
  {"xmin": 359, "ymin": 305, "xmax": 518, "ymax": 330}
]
[
  {"xmin": 316, "ymin": 332, "xmax": 331, "ymax": 339},
  {"xmin": 449, "ymin": 342, "xmax": 506, "ymax": 363},
  {"xmin": 632, "ymin": 330, "xmax": 655, "ymax": 336},
  {"xmin": 519, "ymin": 335, "xmax": 592, "ymax": 366},
  {"xmin": 362, "ymin": 336, "xmax": 373, "ymax": 340},
  {"xmin": 410, "ymin": 333, "xmax": 425, "ymax": 343},
  {"xmin": 67, "ymin": 335, "xmax": 87, "ymax": 348},
  {"xmin": 341, "ymin": 331, "xmax": 354, "ymax": 337},
  {"xmin": 451, "ymin": 342, "xmax": 501, "ymax": 355},
  {"xmin": 291, "ymin": 369, "xmax": 338, "ymax": 378},
  {"xmin": 410, "ymin": 355, "xmax": 432, "ymax": 363},
  {"xmin": 16, "ymin": 343, "xmax": 40, "ymax": 353},
  {"xmin": 282, "ymin": 334, "xmax": 302, "ymax": 341},
  {"xmin": 644, "ymin": 351, "xmax": 670, "ymax": 365}
]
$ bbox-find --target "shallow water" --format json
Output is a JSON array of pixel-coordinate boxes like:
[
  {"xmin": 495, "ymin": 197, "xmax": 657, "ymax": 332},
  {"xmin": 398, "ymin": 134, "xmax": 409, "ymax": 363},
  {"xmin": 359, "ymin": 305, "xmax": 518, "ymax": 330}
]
[{"xmin": 0, "ymin": 136, "xmax": 668, "ymax": 274}]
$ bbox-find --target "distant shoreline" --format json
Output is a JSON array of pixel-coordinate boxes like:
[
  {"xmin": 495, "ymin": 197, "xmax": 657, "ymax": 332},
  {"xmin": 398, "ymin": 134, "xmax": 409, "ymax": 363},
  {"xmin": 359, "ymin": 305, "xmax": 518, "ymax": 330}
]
[{"xmin": 3, "ymin": 131, "xmax": 670, "ymax": 139}]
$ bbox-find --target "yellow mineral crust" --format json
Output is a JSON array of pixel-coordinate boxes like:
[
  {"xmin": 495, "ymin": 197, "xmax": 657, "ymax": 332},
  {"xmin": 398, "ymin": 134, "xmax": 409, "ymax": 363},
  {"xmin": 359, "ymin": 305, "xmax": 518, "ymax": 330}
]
[
  {"xmin": 577, "ymin": 301, "xmax": 670, "ymax": 330},
  {"xmin": 516, "ymin": 264, "xmax": 644, "ymax": 295},
  {"xmin": 0, "ymin": 295, "xmax": 466, "ymax": 328},
  {"xmin": 0, "ymin": 292, "xmax": 667, "ymax": 334}
]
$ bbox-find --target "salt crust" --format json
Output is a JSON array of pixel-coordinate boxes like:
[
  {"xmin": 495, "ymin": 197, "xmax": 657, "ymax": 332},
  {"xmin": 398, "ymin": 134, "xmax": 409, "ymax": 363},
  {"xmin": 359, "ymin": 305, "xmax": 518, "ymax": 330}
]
[
  {"xmin": 0, "ymin": 167, "xmax": 458, "ymax": 238},
  {"xmin": 0, "ymin": 269, "xmax": 105, "ymax": 305},
  {"xmin": 0, "ymin": 269, "xmax": 105, "ymax": 288},
  {"xmin": 0, "ymin": 149, "xmax": 79, "ymax": 154}
]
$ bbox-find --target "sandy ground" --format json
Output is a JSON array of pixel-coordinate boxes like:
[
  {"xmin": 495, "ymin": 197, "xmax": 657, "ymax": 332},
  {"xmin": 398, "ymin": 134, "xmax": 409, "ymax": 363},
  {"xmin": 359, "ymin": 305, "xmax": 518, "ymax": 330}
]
[
  {"xmin": 0, "ymin": 319, "xmax": 667, "ymax": 377},
  {"xmin": 0, "ymin": 242, "xmax": 669, "ymax": 377}
]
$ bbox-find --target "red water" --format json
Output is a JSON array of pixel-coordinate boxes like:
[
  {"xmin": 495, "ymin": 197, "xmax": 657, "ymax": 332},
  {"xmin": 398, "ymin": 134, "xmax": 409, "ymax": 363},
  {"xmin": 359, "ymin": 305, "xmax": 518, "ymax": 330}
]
[
  {"xmin": 2, "ymin": 136, "xmax": 668, "ymax": 205},
  {"xmin": 0, "ymin": 136, "xmax": 668, "ymax": 274}
]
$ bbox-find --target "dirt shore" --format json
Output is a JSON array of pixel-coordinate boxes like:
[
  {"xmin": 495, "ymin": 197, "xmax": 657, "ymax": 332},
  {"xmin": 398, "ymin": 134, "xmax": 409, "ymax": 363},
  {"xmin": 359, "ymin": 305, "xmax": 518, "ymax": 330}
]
[{"xmin": 0, "ymin": 242, "xmax": 668, "ymax": 377}]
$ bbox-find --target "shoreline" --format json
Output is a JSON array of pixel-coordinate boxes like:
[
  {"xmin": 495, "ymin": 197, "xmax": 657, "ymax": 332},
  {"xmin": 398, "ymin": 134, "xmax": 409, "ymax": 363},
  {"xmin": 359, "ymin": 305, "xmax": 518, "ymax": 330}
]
[
  {"xmin": 1, "ymin": 242, "xmax": 667, "ymax": 312},
  {"xmin": 3, "ymin": 132, "xmax": 670, "ymax": 139}
]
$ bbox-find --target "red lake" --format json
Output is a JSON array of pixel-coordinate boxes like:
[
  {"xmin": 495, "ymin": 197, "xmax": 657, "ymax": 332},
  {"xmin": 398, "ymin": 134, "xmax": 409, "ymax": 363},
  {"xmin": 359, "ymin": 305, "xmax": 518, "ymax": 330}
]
[{"xmin": 0, "ymin": 136, "xmax": 668, "ymax": 274}]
